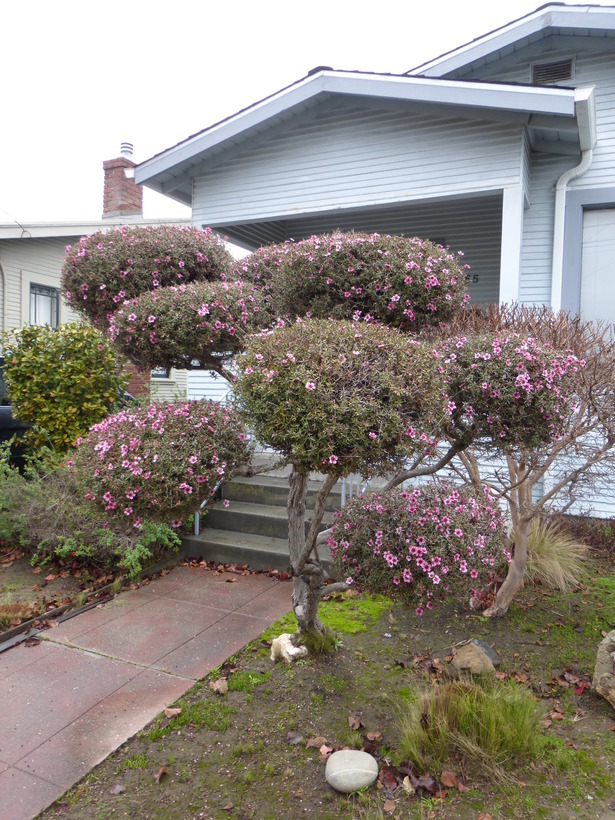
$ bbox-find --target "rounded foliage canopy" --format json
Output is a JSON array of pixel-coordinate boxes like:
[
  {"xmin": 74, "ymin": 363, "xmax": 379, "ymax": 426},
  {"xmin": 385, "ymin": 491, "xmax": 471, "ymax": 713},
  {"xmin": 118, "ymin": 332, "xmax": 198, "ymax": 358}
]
[
  {"xmin": 234, "ymin": 319, "xmax": 445, "ymax": 476},
  {"xmin": 62, "ymin": 225, "xmax": 234, "ymax": 327},
  {"xmin": 439, "ymin": 331, "xmax": 584, "ymax": 451},
  {"xmin": 2, "ymin": 322, "xmax": 128, "ymax": 451},
  {"xmin": 330, "ymin": 484, "xmax": 506, "ymax": 612},
  {"xmin": 71, "ymin": 400, "xmax": 250, "ymax": 529},
  {"xmin": 238, "ymin": 231, "xmax": 469, "ymax": 330}
]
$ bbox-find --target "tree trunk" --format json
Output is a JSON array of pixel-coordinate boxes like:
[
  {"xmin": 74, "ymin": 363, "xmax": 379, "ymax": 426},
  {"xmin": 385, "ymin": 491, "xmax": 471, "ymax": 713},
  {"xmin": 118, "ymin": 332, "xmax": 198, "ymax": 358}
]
[
  {"xmin": 484, "ymin": 459, "xmax": 531, "ymax": 617},
  {"xmin": 287, "ymin": 466, "xmax": 325, "ymax": 635}
]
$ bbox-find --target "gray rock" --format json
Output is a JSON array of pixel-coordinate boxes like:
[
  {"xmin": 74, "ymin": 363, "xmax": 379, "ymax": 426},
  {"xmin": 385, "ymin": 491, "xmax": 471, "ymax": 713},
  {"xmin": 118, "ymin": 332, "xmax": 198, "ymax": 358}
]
[
  {"xmin": 450, "ymin": 643, "xmax": 495, "ymax": 676},
  {"xmin": 325, "ymin": 750, "xmax": 379, "ymax": 793},
  {"xmin": 471, "ymin": 639, "xmax": 500, "ymax": 667},
  {"xmin": 593, "ymin": 630, "xmax": 615, "ymax": 710}
]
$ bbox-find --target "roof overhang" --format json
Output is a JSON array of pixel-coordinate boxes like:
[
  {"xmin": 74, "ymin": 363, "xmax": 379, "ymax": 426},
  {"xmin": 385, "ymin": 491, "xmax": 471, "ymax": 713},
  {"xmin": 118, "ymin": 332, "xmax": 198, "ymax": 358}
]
[
  {"xmin": 136, "ymin": 69, "xmax": 589, "ymax": 204},
  {"xmin": 408, "ymin": 4, "xmax": 615, "ymax": 78},
  {"xmin": 0, "ymin": 218, "xmax": 190, "ymax": 241}
]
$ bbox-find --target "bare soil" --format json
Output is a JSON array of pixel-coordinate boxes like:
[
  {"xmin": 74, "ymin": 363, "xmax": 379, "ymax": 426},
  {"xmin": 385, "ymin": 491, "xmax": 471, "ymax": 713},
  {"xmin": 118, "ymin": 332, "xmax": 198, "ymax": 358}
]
[{"xmin": 42, "ymin": 550, "xmax": 615, "ymax": 819}]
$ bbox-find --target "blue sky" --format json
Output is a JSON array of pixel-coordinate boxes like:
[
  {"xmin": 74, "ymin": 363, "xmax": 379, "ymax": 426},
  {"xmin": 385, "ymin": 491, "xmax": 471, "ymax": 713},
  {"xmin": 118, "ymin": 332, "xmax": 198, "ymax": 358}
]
[{"xmin": 0, "ymin": 0, "xmax": 590, "ymax": 223}]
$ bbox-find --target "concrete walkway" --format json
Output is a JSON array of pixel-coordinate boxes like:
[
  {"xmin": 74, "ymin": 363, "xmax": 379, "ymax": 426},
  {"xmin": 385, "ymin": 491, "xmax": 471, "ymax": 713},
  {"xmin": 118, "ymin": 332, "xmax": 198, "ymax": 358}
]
[{"xmin": 0, "ymin": 565, "xmax": 291, "ymax": 820}]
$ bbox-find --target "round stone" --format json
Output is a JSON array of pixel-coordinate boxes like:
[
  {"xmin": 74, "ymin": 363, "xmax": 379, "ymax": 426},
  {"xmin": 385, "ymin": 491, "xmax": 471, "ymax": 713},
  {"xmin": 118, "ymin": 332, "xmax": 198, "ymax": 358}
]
[{"xmin": 325, "ymin": 749, "xmax": 379, "ymax": 793}]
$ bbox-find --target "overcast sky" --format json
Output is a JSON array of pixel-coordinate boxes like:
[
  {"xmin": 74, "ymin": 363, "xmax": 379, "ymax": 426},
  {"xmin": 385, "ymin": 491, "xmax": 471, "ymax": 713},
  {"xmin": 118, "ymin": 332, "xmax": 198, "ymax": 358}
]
[{"xmin": 1, "ymin": 0, "xmax": 601, "ymax": 225}]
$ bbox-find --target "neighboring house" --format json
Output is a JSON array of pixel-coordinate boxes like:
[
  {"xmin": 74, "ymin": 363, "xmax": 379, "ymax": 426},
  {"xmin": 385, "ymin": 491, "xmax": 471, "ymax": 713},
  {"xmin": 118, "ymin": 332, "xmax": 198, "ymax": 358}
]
[
  {"xmin": 135, "ymin": 3, "xmax": 614, "ymax": 330},
  {"xmin": 0, "ymin": 144, "xmax": 190, "ymax": 398},
  {"xmin": 134, "ymin": 3, "xmax": 615, "ymax": 514}
]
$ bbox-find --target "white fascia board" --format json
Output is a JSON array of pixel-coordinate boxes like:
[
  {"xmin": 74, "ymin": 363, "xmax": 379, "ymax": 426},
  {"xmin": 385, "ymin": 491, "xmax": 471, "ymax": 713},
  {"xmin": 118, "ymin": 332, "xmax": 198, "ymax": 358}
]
[
  {"xmin": 136, "ymin": 70, "xmax": 575, "ymax": 186},
  {"xmin": 0, "ymin": 218, "xmax": 190, "ymax": 240},
  {"xmin": 409, "ymin": 5, "xmax": 615, "ymax": 78}
]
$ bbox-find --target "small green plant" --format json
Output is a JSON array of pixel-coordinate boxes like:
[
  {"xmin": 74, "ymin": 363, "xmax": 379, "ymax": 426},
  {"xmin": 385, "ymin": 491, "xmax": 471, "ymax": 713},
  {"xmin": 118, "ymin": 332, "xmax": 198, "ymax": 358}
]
[
  {"xmin": 115, "ymin": 753, "xmax": 149, "ymax": 773},
  {"xmin": 526, "ymin": 518, "xmax": 588, "ymax": 591},
  {"xmin": 147, "ymin": 700, "xmax": 236, "ymax": 742},
  {"xmin": 227, "ymin": 670, "xmax": 271, "ymax": 692},
  {"xmin": 398, "ymin": 679, "xmax": 545, "ymax": 780}
]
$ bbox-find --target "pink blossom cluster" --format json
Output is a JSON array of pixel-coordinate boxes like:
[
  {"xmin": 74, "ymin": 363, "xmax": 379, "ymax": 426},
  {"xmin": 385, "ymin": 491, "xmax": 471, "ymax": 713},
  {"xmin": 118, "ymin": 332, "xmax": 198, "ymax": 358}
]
[
  {"xmin": 71, "ymin": 400, "xmax": 249, "ymax": 529},
  {"xmin": 439, "ymin": 333, "xmax": 584, "ymax": 450},
  {"xmin": 330, "ymin": 484, "xmax": 506, "ymax": 614}
]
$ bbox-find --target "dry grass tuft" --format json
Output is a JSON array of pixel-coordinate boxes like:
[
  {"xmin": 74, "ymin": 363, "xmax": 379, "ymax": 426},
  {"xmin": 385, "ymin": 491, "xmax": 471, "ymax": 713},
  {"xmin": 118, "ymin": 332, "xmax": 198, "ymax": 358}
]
[{"xmin": 526, "ymin": 518, "xmax": 588, "ymax": 591}]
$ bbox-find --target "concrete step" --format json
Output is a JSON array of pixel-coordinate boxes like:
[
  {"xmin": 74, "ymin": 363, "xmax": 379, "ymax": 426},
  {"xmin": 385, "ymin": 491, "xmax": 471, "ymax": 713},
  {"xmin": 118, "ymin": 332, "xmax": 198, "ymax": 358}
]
[
  {"xmin": 223, "ymin": 474, "xmax": 342, "ymax": 512},
  {"xmin": 205, "ymin": 500, "xmax": 334, "ymax": 541},
  {"xmin": 181, "ymin": 529, "xmax": 334, "ymax": 575}
]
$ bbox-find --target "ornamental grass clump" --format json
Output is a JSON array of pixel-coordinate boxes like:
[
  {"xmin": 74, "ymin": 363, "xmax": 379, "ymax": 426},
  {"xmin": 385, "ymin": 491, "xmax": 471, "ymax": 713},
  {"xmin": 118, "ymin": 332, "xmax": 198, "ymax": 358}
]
[
  {"xmin": 237, "ymin": 231, "xmax": 469, "ymax": 331},
  {"xmin": 62, "ymin": 225, "xmax": 233, "ymax": 328},
  {"xmin": 330, "ymin": 484, "xmax": 507, "ymax": 614},
  {"xmin": 70, "ymin": 400, "xmax": 250, "ymax": 530}
]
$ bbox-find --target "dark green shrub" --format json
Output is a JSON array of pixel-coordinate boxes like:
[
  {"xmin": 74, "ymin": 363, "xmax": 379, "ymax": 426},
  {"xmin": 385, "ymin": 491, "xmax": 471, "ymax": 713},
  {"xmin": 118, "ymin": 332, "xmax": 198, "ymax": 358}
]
[{"xmin": 2, "ymin": 323, "xmax": 127, "ymax": 452}]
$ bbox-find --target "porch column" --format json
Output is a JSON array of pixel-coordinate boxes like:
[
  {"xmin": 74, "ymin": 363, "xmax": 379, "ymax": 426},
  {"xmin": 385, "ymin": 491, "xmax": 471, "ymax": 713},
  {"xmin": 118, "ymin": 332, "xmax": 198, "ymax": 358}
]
[{"xmin": 498, "ymin": 185, "xmax": 525, "ymax": 304}]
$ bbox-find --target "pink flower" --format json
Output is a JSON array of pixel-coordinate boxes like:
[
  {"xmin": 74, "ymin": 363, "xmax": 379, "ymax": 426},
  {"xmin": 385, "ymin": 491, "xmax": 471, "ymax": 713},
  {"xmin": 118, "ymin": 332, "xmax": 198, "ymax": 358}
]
[
  {"xmin": 345, "ymin": 577, "xmax": 353, "ymax": 585},
  {"xmin": 305, "ymin": 381, "xmax": 316, "ymax": 391},
  {"xmin": 329, "ymin": 455, "xmax": 338, "ymax": 465},
  {"xmin": 148, "ymin": 315, "xmax": 156, "ymax": 323}
]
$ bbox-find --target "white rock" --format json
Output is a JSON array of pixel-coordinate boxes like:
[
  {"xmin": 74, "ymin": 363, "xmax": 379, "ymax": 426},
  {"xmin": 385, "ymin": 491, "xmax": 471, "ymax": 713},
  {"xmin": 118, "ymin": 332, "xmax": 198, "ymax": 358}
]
[
  {"xmin": 270, "ymin": 633, "xmax": 308, "ymax": 664},
  {"xmin": 325, "ymin": 750, "xmax": 379, "ymax": 793}
]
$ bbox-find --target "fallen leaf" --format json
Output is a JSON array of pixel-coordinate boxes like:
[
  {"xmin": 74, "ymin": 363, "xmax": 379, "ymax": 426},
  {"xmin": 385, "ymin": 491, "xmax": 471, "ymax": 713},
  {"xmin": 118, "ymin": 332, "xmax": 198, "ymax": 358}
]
[
  {"xmin": 348, "ymin": 714, "xmax": 365, "ymax": 730},
  {"xmin": 32, "ymin": 567, "xmax": 42, "ymax": 574},
  {"xmin": 45, "ymin": 574, "xmax": 57, "ymax": 582},
  {"xmin": 540, "ymin": 718, "xmax": 553, "ymax": 729},
  {"xmin": 477, "ymin": 814, "xmax": 493, "ymax": 820},
  {"xmin": 383, "ymin": 799, "xmax": 397, "ymax": 814},
  {"xmin": 495, "ymin": 671, "xmax": 507, "ymax": 680},
  {"xmin": 153, "ymin": 766, "xmax": 167, "ymax": 783},
  {"xmin": 209, "ymin": 678, "xmax": 228, "ymax": 695},
  {"xmin": 366, "ymin": 731, "xmax": 383, "ymax": 742},
  {"xmin": 319, "ymin": 744, "xmax": 333, "ymax": 756},
  {"xmin": 109, "ymin": 784, "xmax": 125, "ymax": 795},
  {"xmin": 225, "ymin": 577, "xmax": 238, "ymax": 584},
  {"xmin": 574, "ymin": 681, "xmax": 588, "ymax": 694},
  {"xmin": 293, "ymin": 789, "xmax": 304, "ymax": 799},
  {"xmin": 306, "ymin": 736, "xmax": 327, "ymax": 748},
  {"xmin": 23, "ymin": 637, "xmax": 41, "ymax": 647},
  {"xmin": 457, "ymin": 780, "xmax": 471, "ymax": 793},
  {"xmin": 379, "ymin": 765, "xmax": 399, "ymax": 790},
  {"xmin": 164, "ymin": 707, "xmax": 182, "ymax": 719},
  {"xmin": 440, "ymin": 770, "xmax": 458, "ymax": 788},
  {"xmin": 222, "ymin": 802, "xmax": 233, "ymax": 811}
]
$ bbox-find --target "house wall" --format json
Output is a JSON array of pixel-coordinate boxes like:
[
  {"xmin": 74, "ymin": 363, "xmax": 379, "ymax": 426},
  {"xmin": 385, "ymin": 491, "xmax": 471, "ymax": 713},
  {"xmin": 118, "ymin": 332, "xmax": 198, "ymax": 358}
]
[
  {"xmin": 192, "ymin": 100, "xmax": 524, "ymax": 226},
  {"xmin": 150, "ymin": 368, "xmax": 189, "ymax": 401},
  {"xmin": 0, "ymin": 236, "xmax": 81, "ymax": 332}
]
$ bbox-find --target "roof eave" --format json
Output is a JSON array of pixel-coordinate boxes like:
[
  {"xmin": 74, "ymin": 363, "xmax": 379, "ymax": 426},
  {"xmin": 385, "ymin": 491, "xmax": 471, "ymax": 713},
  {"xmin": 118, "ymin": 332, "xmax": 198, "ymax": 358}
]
[
  {"xmin": 408, "ymin": 4, "xmax": 615, "ymax": 78},
  {"xmin": 135, "ymin": 70, "xmax": 577, "ymax": 188}
]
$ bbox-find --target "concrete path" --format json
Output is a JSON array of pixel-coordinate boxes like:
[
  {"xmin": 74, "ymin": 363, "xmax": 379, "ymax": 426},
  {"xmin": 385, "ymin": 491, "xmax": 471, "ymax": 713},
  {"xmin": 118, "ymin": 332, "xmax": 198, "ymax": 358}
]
[{"xmin": 0, "ymin": 565, "xmax": 291, "ymax": 820}]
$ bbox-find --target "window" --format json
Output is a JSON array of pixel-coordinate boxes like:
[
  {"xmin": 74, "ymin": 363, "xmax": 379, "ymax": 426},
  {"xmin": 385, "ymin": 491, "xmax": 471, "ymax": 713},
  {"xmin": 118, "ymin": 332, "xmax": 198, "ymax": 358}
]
[
  {"xmin": 151, "ymin": 367, "xmax": 170, "ymax": 379},
  {"xmin": 30, "ymin": 284, "xmax": 59, "ymax": 328}
]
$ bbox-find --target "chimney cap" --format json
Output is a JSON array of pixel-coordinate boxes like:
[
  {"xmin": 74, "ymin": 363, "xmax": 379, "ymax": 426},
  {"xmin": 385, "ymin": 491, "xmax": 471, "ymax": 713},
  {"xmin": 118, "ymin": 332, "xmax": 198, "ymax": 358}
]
[{"xmin": 120, "ymin": 142, "xmax": 134, "ymax": 159}]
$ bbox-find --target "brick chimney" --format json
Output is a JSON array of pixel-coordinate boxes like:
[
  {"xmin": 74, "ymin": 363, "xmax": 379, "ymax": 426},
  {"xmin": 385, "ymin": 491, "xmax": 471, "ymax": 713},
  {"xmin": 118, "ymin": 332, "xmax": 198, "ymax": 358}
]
[{"xmin": 102, "ymin": 142, "xmax": 143, "ymax": 219}]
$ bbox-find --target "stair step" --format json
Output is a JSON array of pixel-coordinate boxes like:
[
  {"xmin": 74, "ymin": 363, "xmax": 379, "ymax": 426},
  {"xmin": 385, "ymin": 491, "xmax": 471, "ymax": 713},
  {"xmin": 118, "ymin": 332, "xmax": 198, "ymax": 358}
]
[
  {"xmin": 205, "ymin": 500, "xmax": 333, "ymax": 541},
  {"xmin": 223, "ymin": 475, "xmax": 342, "ymax": 511},
  {"xmin": 181, "ymin": 529, "xmax": 334, "ymax": 575}
]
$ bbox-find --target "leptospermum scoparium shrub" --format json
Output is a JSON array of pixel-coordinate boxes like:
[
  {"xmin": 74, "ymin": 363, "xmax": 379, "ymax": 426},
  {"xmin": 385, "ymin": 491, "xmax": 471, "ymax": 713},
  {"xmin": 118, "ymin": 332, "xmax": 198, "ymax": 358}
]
[
  {"xmin": 238, "ymin": 231, "xmax": 469, "ymax": 331},
  {"xmin": 62, "ymin": 225, "xmax": 233, "ymax": 328},
  {"xmin": 234, "ymin": 319, "xmax": 444, "ymax": 477},
  {"xmin": 108, "ymin": 279, "xmax": 263, "ymax": 373},
  {"xmin": 70, "ymin": 401, "xmax": 250, "ymax": 529},
  {"xmin": 438, "ymin": 332, "xmax": 584, "ymax": 451},
  {"xmin": 330, "ymin": 484, "xmax": 507, "ymax": 614}
]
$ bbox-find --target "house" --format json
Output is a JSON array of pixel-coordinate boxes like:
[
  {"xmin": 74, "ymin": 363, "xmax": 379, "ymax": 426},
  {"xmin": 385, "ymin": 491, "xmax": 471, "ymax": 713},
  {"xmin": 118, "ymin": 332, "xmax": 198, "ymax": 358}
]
[
  {"xmin": 134, "ymin": 3, "xmax": 614, "ymax": 330},
  {"xmin": 0, "ymin": 144, "xmax": 190, "ymax": 397}
]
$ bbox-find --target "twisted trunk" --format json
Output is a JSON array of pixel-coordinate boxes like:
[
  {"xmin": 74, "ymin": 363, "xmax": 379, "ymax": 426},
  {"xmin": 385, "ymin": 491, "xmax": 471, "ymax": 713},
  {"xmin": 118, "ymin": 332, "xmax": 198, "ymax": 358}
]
[{"xmin": 287, "ymin": 467, "xmax": 341, "ymax": 635}]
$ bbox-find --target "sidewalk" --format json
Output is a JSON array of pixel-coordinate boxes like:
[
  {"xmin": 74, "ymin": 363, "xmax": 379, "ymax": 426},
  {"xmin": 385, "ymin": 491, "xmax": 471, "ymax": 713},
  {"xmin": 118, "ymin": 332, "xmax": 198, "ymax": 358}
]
[{"xmin": 0, "ymin": 565, "xmax": 291, "ymax": 820}]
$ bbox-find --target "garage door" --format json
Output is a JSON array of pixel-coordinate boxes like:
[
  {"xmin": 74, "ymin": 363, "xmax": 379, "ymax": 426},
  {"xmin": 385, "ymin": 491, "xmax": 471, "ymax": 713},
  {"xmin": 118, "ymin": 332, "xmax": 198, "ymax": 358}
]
[{"xmin": 580, "ymin": 208, "xmax": 615, "ymax": 326}]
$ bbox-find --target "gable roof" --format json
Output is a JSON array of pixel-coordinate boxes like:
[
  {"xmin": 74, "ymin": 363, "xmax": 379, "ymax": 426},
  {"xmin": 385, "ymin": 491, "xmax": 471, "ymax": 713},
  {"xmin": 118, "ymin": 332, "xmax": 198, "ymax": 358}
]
[
  {"xmin": 135, "ymin": 68, "xmax": 594, "ymax": 206},
  {"xmin": 408, "ymin": 3, "xmax": 615, "ymax": 78}
]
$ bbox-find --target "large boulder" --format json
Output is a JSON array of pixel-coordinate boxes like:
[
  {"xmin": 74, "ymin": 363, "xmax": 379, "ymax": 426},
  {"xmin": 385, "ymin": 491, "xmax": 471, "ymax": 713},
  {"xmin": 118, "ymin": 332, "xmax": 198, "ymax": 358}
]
[
  {"xmin": 593, "ymin": 630, "xmax": 615, "ymax": 709},
  {"xmin": 450, "ymin": 642, "xmax": 496, "ymax": 676},
  {"xmin": 325, "ymin": 750, "xmax": 379, "ymax": 793}
]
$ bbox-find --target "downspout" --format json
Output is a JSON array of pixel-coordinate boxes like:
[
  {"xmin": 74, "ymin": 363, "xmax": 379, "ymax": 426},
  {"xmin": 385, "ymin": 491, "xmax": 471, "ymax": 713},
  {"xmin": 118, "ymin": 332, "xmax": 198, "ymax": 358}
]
[{"xmin": 550, "ymin": 86, "xmax": 596, "ymax": 312}]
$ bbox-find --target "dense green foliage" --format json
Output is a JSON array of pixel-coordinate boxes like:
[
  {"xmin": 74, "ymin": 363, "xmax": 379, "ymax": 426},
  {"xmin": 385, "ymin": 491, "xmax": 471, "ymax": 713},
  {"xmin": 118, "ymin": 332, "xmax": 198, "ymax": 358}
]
[
  {"xmin": 234, "ymin": 319, "xmax": 444, "ymax": 477},
  {"xmin": 2, "ymin": 323, "xmax": 127, "ymax": 451}
]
